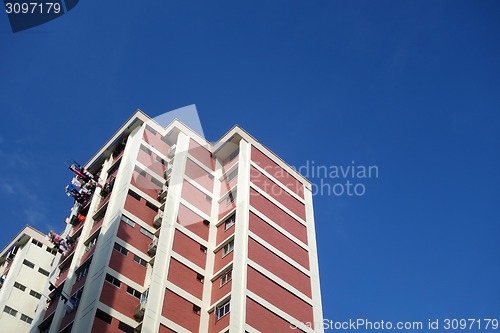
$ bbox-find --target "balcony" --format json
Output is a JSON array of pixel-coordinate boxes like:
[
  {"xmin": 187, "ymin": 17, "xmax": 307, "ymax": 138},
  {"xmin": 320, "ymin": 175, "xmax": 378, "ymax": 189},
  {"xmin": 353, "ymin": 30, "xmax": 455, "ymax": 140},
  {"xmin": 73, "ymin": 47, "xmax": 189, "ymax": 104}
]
[
  {"xmin": 148, "ymin": 237, "xmax": 158, "ymax": 256},
  {"xmin": 153, "ymin": 210, "xmax": 163, "ymax": 228},
  {"xmin": 157, "ymin": 184, "xmax": 169, "ymax": 202}
]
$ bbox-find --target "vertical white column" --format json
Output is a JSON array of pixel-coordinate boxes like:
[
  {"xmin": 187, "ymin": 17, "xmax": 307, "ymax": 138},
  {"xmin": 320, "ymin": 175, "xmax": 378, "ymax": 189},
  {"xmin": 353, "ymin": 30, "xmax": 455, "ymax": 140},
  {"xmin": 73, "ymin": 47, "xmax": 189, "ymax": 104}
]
[
  {"xmin": 304, "ymin": 188, "xmax": 325, "ymax": 333},
  {"xmin": 199, "ymin": 154, "xmax": 222, "ymax": 332},
  {"xmin": 70, "ymin": 125, "xmax": 144, "ymax": 333},
  {"xmin": 228, "ymin": 139, "xmax": 251, "ymax": 332},
  {"xmin": 141, "ymin": 132, "xmax": 189, "ymax": 333}
]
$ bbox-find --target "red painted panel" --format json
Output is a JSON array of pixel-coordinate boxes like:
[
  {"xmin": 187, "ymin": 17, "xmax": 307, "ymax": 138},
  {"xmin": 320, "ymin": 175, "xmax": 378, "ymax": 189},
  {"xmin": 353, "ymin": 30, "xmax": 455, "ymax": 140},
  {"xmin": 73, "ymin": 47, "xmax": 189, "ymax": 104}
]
[
  {"xmin": 189, "ymin": 139, "xmax": 214, "ymax": 170},
  {"xmin": 167, "ymin": 258, "xmax": 204, "ymax": 299},
  {"xmin": 251, "ymin": 166, "xmax": 306, "ymax": 220},
  {"xmin": 130, "ymin": 169, "xmax": 161, "ymax": 199},
  {"xmin": 213, "ymin": 249, "xmax": 233, "ymax": 274},
  {"xmin": 177, "ymin": 203, "xmax": 209, "ymax": 241},
  {"xmin": 185, "ymin": 158, "xmax": 214, "ymax": 191},
  {"xmin": 143, "ymin": 126, "xmax": 171, "ymax": 154},
  {"xmin": 216, "ymin": 220, "xmax": 235, "ymax": 246},
  {"xmin": 181, "ymin": 180, "xmax": 212, "ymax": 216},
  {"xmin": 246, "ymin": 297, "xmax": 306, "ymax": 332},
  {"xmin": 247, "ymin": 266, "xmax": 313, "ymax": 324},
  {"xmin": 117, "ymin": 221, "xmax": 151, "ymax": 255},
  {"xmin": 71, "ymin": 275, "xmax": 87, "ymax": 294},
  {"xmin": 59, "ymin": 311, "xmax": 76, "ymax": 331},
  {"xmin": 249, "ymin": 211, "xmax": 309, "ymax": 269},
  {"xmin": 109, "ymin": 251, "xmax": 146, "ymax": 285},
  {"xmin": 91, "ymin": 316, "xmax": 121, "ymax": 333},
  {"xmin": 172, "ymin": 230, "xmax": 206, "ymax": 269},
  {"xmin": 137, "ymin": 146, "xmax": 166, "ymax": 177},
  {"xmin": 218, "ymin": 195, "xmax": 237, "ymax": 220},
  {"xmin": 250, "ymin": 188, "xmax": 308, "ymax": 244},
  {"xmin": 220, "ymin": 174, "xmax": 238, "ymax": 197},
  {"xmin": 208, "ymin": 311, "xmax": 230, "ymax": 333},
  {"xmin": 100, "ymin": 282, "xmax": 138, "ymax": 320},
  {"xmin": 162, "ymin": 289, "xmax": 200, "ymax": 332},
  {"xmin": 211, "ymin": 277, "xmax": 232, "ymax": 305},
  {"xmin": 80, "ymin": 246, "xmax": 95, "ymax": 265},
  {"xmin": 248, "ymin": 238, "xmax": 311, "ymax": 297},
  {"xmin": 159, "ymin": 324, "xmax": 177, "ymax": 333},
  {"xmin": 251, "ymin": 146, "xmax": 304, "ymax": 199},
  {"xmin": 124, "ymin": 192, "xmax": 158, "ymax": 227}
]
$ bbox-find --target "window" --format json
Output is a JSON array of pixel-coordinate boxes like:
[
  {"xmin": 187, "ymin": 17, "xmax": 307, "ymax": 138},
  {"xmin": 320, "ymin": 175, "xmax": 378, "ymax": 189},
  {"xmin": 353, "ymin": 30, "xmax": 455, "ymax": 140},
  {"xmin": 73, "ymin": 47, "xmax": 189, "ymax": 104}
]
[
  {"xmin": 200, "ymin": 245, "xmax": 207, "ymax": 253},
  {"xmin": 38, "ymin": 268, "xmax": 50, "ymax": 276},
  {"xmin": 151, "ymin": 177, "xmax": 163, "ymax": 188},
  {"xmin": 14, "ymin": 282, "xmax": 26, "ymax": 291},
  {"xmin": 193, "ymin": 305, "xmax": 201, "ymax": 315},
  {"xmin": 118, "ymin": 321, "xmax": 135, "ymax": 333},
  {"xmin": 23, "ymin": 260, "xmax": 34, "ymax": 269},
  {"xmin": 29, "ymin": 290, "xmax": 42, "ymax": 299},
  {"xmin": 205, "ymin": 194, "xmax": 212, "ymax": 202},
  {"xmin": 122, "ymin": 215, "xmax": 136, "ymax": 227},
  {"xmin": 145, "ymin": 201, "xmax": 158, "ymax": 212},
  {"xmin": 133, "ymin": 255, "xmax": 147, "ymax": 267},
  {"xmin": 226, "ymin": 191, "xmax": 236, "ymax": 205},
  {"xmin": 105, "ymin": 274, "xmax": 121, "ymax": 288},
  {"xmin": 140, "ymin": 145, "xmax": 152, "ymax": 155},
  {"xmin": 196, "ymin": 274, "xmax": 204, "ymax": 283},
  {"xmin": 224, "ymin": 214, "xmax": 235, "ymax": 230},
  {"xmin": 20, "ymin": 314, "xmax": 33, "ymax": 324},
  {"xmin": 32, "ymin": 239, "xmax": 43, "ymax": 247},
  {"xmin": 128, "ymin": 190, "xmax": 141, "ymax": 201},
  {"xmin": 220, "ymin": 270, "xmax": 232, "ymax": 287},
  {"xmin": 215, "ymin": 300, "xmax": 230, "ymax": 319},
  {"xmin": 113, "ymin": 243, "xmax": 128, "ymax": 256},
  {"xmin": 126, "ymin": 286, "xmax": 141, "ymax": 299},
  {"xmin": 140, "ymin": 227, "xmax": 153, "ymax": 239},
  {"xmin": 77, "ymin": 266, "xmax": 90, "ymax": 281},
  {"xmin": 3, "ymin": 306, "xmax": 17, "ymax": 317},
  {"xmin": 222, "ymin": 240, "xmax": 234, "ymax": 257},
  {"xmin": 226, "ymin": 169, "xmax": 238, "ymax": 182},
  {"xmin": 95, "ymin": 309, "xmax": 112, "ymax": 324}
]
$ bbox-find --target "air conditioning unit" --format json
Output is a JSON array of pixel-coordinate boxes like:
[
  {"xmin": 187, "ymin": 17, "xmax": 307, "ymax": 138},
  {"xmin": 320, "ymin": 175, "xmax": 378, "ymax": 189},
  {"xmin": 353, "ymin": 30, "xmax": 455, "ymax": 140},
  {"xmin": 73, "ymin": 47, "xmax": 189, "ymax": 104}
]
[
  {"xmin": 157, "ymin": 184, "xmax": 169, "ymax": 202},
  {"xmin": 167, "ymin": 144, "xmax": 177, "ymax": 158},
  {"xmin": 147, "ymin": 237, "xmax": 158, "ymax": 256},
  {"xmin": 153, "ymin": 210, "xmax": 163, "ymax": 227}
]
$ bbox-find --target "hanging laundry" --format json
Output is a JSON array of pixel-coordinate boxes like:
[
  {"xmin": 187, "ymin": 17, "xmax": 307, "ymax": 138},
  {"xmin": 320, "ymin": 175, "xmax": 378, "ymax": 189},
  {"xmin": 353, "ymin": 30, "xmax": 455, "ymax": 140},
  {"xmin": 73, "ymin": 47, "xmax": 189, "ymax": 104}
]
[{"xmin": 71, "ymin": 177, "xmax": 82, "ymax": 190}]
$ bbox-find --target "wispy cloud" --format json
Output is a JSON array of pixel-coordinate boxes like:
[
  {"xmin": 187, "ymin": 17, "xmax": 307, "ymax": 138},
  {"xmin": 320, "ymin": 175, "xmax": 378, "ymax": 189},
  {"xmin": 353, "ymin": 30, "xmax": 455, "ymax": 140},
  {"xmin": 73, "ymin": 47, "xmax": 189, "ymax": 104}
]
[{"xmin": 1, "ymin": 182, "xmax": 15, "ymax": 194}]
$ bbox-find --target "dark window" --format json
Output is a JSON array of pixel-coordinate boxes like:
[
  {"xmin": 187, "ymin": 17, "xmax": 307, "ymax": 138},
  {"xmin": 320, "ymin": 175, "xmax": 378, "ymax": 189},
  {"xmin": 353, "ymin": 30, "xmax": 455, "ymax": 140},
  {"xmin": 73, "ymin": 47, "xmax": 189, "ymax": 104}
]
[
  {"xmin": 38, "ymin": 268, "xmax": 50, "ymax": 276},
  {"xmin": 196, "ymin": 274, "xmax": 204, "ymax": 283},
  {"xmin": 113, "ymin": 243, "xmax": 128, "ymax": 256},
  {"xmin": 20, "ymin": 314, "xmax": 33, "ymax": 324},
  {"xmin": 31, "ymin": 239, "xmax": 43, "ymax": 247},
  {"xmin": 140, "ymin": 145, "xmax": 152, "ymax": 155},
  {"xmin": 14, "ymin": 282, "xmax": 26, "ymax": 291},
  {"xmin": 145, "ymin": 201, "xmax": 158, "ymax": 212},
  {"xmin": 200, "ymin": 245, "xmax": 207, "ymax": 253},
  {"xmin": 140, "ymin": 227, "xmax": 153, "ymax": 239},
  {"xmin": 193, "ymin": 304, "xmax": 201, "ymax": 315},
  {"xmin": 128, "ymin": 190, "xmax": 141, "ymax": 201},
  {"xmin": 151, "ymin": 177, "xmax": 163, "ymax": 188},
  {"xmin": 30, "ymin": 290, "xmax": 42, "ymax": 299},
  {"xmin": 3, "ymin": 306, "xmax": 17, "ymax": 316},
  {"xmin": 118, "ymin": 321, "xmax": 135, "ymax": 333},
  {"xmin": 95, "ymin": 309, "xmax": 112, "ymax": 324},
  {"xmin": 122, "ymin": 215, "xmax": 136, "ymax": 227},
  {"xmin": 145, "ymin": 125, "xmax": 157, "ymax": 136},
  {"xmin": 23, "ymin": 260, "xmax": 34, "ymax": 269},
  {"xmin": 105, "ymin": 274, "xmax": 121, "ymax": 288},
  {"xmin": 133, "ymin": 255, "xmax": 147, "ymax": 267},
  {"xmin": 126, "ymin": 286, "xmax": 141, "ymax": 299}
]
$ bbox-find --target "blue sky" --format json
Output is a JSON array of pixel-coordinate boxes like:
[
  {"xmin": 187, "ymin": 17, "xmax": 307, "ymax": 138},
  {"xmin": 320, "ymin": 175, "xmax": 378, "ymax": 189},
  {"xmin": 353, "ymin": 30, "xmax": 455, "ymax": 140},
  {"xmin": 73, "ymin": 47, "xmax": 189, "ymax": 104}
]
[{"xmin": 1, "ymin": 1, "xmax": 499, "ymax": 330}]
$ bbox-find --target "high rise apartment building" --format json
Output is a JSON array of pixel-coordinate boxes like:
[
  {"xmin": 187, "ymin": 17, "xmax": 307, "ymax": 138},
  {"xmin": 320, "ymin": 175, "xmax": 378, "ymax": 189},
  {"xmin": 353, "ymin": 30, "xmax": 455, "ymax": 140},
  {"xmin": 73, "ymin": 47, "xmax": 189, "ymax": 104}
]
[
  {"xmin": 0, "ymin": 226, "xmax": 56, "ymax": 332},
  {"xmin": 31, "ymin": 107, "xmax": 324, "ymax": 333}
]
